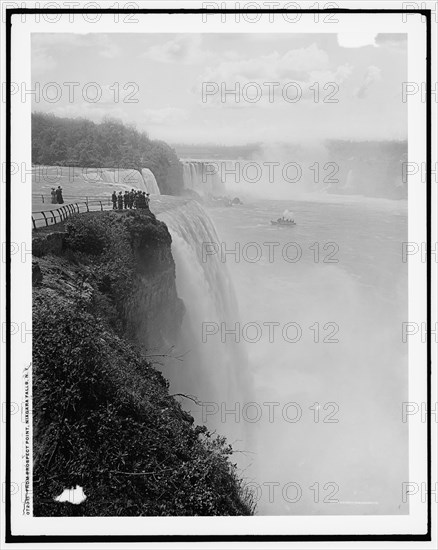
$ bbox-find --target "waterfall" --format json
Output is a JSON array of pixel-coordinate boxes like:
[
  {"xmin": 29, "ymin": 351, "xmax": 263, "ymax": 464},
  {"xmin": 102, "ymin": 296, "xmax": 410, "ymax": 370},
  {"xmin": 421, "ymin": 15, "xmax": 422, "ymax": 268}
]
[
  {"xmin": 95, "ymin": 167, "xmax": 161, "ymax": 194},
  {"xmin": 180, "ymin": 160, "xmax": 226, "ymax": 196},
  {"xmin": 99, "ymin": 169, "xmax": 117, "ymax": 184},
  {"xmin": 141, "ymin": 168, "xmax": 161, "ymax": 195},
  {"xmin": 32, "ymin": 165, "xmax": 162, "ymax": 201},
  {"xmin": 345, "ymin": 168, "xmax": 354, "ymax": 189},
  {"xmin": 97, "ymin": 168, "xmax": 146, "ymax": 191},
  {"xmin": 83, "ymin": 167, "xmax": 160, "ymax": 194},
  {"xmin": 183, "ymin": 163, "xmax": 193, "ymax": 190},
  {"xmin": 190, "ymin": 163, "xmax": 198, "ymax": 190},
  {"xmin": 157, "ymin": 200, "xmax": 253, "ymax": 446}
]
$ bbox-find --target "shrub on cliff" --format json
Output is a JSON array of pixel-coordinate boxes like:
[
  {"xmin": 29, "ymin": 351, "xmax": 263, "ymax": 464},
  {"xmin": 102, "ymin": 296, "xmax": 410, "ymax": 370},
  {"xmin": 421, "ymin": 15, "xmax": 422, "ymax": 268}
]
[
  {"xmin": 64, "ymin": 210, "xmax": 172, "ymax": 294},
  {"xmin": 33, "ymin": 296, "xmax": 255, "ymax": 516},
  {"xmin": 64, "ymin": 215, "xmax": 109, "ymax": 255}
]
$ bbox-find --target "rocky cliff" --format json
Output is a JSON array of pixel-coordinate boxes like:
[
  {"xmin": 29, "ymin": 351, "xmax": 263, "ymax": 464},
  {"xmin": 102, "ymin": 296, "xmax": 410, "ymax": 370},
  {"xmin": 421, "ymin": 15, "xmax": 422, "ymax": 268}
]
[{"xmin": 32, "ymin": 210, "xmax": 254, "ymax": 516}]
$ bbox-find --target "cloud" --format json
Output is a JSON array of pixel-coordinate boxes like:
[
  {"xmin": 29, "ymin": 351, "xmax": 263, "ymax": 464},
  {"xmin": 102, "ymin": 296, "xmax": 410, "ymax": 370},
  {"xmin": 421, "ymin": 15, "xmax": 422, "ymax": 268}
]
[
  {"xmin": 141, "ymin": 34, "xmax": 209, "ymax": 64},
  {"xmin": 143, "ymin": 107, "xmax": 188, "ymax": 125},
  {"xmin": 32, "ymin": 33, "xmax": 121, "ymax": 71},
  {"xmin": 32, "ymin": 47, "xmax": 57, "ymax": 75},
  {"xmin": 355, "ymin": 65, "xmax": 382, "ymax": 98},
  {"xmin": 200, "ymin": 44, "xmax": 330, "ymax": 82},
  {"xmin": 92, "ymin": 34, "xmax": 121, "ymax": 59},
  {"xmin": 32, "ymin": 33, "xmax": 121, "ymax": 78},
  {"xmin": 337, "ymin": 33, "xmax": 378, "ymax": 48},
  {"xmin": 196, "ymin": 44, "xmax": 352, "ymax": 107},
  {"xmin": 32, "ymin": 34, "xmax": 83, "ymax": 48},
  {"xmin": 375, "ymin": 33, "xmax": 407, "ymax": 49}
]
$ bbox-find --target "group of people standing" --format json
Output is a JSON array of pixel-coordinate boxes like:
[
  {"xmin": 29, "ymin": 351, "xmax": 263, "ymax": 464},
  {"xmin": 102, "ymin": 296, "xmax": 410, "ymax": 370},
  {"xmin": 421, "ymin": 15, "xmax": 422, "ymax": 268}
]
[
  {"xmin": 50, "ymin": 186, "xmax": 64, "ymax": 204},
  {"xmin": 112, "ymin": 189, "xmax": 151, "ymax": 211}
]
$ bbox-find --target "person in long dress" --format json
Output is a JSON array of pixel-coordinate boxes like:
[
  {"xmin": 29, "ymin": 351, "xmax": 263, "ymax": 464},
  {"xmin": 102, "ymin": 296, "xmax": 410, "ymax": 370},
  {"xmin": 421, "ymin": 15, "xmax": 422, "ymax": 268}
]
[{"xmin": 56, "ymin": 186, "xmax": 64, "ymax": 204}]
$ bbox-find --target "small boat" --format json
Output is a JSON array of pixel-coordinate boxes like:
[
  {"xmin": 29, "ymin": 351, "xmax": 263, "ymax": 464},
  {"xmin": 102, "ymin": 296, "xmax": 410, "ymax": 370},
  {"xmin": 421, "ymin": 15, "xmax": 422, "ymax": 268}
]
[{"xmin": 271, "ymin": 218, "xmax": 296, "ymax": 226}]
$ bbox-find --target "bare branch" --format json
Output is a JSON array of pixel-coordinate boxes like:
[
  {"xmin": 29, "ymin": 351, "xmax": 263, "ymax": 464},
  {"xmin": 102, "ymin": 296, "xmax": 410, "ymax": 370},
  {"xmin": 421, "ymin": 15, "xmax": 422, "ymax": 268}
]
[
  {"xmin": 169, "ymin": 393, "xmax": 202, "ymax": 406},
  {"xmin": 108, "ymin": 467, "xmax": 175, "ymax": 476}
]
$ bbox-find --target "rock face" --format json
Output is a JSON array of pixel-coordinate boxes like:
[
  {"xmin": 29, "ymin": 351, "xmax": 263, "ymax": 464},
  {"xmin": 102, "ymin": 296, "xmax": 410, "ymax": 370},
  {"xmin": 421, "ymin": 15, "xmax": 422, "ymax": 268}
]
[
  {"xmin": 121, "ymin": 214, "xmax": 185, "ymax": 350},
  {"xmin": 33, "ymin": 210, "xmax": 184, "ymax": 351},
  {"xmin": 32, "ymin": 209, "xmax": 255, "ymax": 517},
  {"xmin": 125, "ymin": 263, "xmax": 184, "ymax": 350}
]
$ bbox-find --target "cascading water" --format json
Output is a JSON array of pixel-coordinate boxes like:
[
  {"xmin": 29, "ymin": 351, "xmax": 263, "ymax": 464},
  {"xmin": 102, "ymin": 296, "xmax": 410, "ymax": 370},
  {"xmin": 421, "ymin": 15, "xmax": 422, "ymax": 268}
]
[
  {"xmin": 181, "ymin": 160, "xmax": 226, "ymax": 196},
  {"xmin": 183, "ymin": 163, "xmax": 193, "ymax": 190},
  {"xmin": 190, "ymin": 163, "xmax": 197, "ymax": 188},
  {"xmin": 344, "ymin": 168, "xmax": 354, "ymax": 190},
  {"xmin": 99, "ymin": 168, "xmax": 145, "ymax": 190},
  {"xmin": 141, "ymin": 168, "xmax": 161, "ymax": 195},
  {"xmin": 157, "ymin": 200, "xmax": 253, "ymax": 450},
  {"xmin": 86, "ymin": 167, "xmax": 161, "ymax": 194},
  {"xmin": 32, "ymin": 165, "xmax": 162, "ymax": 206}
]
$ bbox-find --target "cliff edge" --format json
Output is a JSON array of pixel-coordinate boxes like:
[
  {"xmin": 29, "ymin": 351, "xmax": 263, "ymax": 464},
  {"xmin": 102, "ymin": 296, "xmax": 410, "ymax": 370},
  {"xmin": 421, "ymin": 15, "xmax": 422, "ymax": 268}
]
[{"xmin": 32, "ymin": 210, "xmax": 254, "ymax": 516}]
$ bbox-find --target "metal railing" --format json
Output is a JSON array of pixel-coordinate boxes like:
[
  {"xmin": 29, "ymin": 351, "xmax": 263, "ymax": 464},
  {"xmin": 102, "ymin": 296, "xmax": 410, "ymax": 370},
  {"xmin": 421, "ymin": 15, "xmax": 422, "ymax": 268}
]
[
  {"xmin": 32, "ymin": 193, "xmax": 112, "ymax": 205},
  {"xmin": 32, "ymin": 199, "xmax": 113, "ymax": 229}
]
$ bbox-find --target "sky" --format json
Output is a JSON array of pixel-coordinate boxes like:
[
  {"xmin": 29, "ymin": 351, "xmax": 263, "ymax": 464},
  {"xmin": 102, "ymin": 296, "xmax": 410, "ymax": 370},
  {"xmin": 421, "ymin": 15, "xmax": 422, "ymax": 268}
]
[{"xmin": 32, "ymin": 32, "xmax": 407, "ymax": 145}]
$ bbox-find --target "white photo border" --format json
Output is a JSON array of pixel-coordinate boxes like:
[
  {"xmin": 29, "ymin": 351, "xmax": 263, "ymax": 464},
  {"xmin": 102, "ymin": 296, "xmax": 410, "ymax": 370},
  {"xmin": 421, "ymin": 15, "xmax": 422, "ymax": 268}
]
[{"xmin": 3, "ymin": 1, "xmax": 435, "ymax": 544}]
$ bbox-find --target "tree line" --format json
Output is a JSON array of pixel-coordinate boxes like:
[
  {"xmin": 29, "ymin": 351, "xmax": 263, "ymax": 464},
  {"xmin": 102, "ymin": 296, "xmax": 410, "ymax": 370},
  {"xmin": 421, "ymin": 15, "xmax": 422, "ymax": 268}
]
[{"xmin": 32, "ymin": 112, "xmax": 183, "ymax": 195}]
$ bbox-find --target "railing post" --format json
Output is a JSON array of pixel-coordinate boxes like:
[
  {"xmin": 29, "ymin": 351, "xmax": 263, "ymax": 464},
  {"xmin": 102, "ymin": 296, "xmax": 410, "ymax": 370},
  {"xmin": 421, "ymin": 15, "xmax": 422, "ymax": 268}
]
[
  {"xmin": 41, "ymin": 194, "xmax": 44, "ymax": 203},
  {"xmin": 100, "ymin": 201, "xmax": 103, "ymax": 211},
  {"xmin": 32, "ymin": 217, "xmax": 36, "ymax": 229},
  {"xmin": 49, "ymin": 210, "xmax": 55, "ymax": 224},
  {"xmin": 42, "ymin": 211, "xmax": 48, "ymax": 227},
  {"xmin": 76, "ymin": 203, "xmax": 79, "ymax": 213}
]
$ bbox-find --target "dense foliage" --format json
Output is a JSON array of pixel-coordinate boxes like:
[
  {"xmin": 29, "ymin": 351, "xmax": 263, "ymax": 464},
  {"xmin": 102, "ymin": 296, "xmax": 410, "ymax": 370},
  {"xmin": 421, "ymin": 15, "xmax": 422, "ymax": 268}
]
[
  {"xmin": 32, "ymin": 112, "xmax": 184, "ymax": 195},
  {"xmin": 33, "ymin": 211, "xmax": 255, "ymax": 516},
  {"xmin": 33, "ymin": 300, "xmax": 255, "ymax": 516}
]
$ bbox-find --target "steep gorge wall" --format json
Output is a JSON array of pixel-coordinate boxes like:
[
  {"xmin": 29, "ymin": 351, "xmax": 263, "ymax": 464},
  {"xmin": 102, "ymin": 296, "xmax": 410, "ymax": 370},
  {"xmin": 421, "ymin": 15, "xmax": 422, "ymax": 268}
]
[
  {"xmin": 32, "ymin": 210, "xmax": 183, "ymax": 350},
  {"xmin": 32, "ymin": 210, "xmax": 254, "ymax": 516}
]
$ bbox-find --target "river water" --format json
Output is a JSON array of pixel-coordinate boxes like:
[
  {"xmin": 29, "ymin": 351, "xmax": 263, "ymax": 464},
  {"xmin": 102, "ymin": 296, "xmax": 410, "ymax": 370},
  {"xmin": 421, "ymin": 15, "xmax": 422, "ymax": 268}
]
[{"xmin": 202, "ymin": 195, "xmax": 408, "ymax": 515}]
